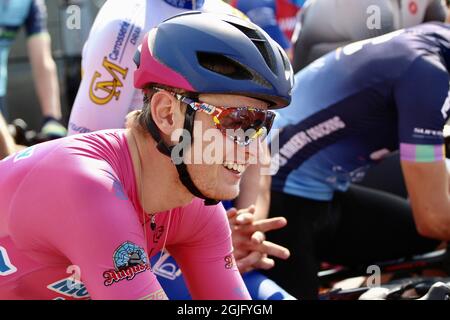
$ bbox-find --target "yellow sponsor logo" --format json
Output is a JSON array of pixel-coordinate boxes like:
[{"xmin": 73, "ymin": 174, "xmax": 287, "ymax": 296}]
[{"xmin": 89, "ymin": 57, "xmax": 129, "ymax": 105}]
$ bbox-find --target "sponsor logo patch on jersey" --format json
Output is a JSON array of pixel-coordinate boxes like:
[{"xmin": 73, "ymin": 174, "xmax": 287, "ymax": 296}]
[
  {"xmin": 0, "ymin": 246, "xmax": 17, "ymax": 276},
  {"xmin": 13, "ymin": 146, "xmax": 35, "ymax": 163},
  {"xmin": 440, "ymin": 91, "xmax": 450, "ymax": 119},
  {"xmin": 152, "ymin": 252, "xmax": 182, "ymax": 280},
  {"xmin": 89, "ymin": 57, "xmax": 129, "ymax": 105},
  {"xmin": 47, "ymin": 277, "xmax": 90, "ymax": 299},
  {"xmin": 103, "ymin": 241, "xmax": 150, "ymax": 286},
  {"xmin": 224, "ymin": 254, "xmax": 235, "ymax": 269}
]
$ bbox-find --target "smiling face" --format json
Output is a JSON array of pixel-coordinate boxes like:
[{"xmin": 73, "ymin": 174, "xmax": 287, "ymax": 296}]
[
  {"xmin": 183, "ymin": 93, "xmax": 270, "ymax": 200},
  {"xmin": 136, "ymin": 88, "xmax": 272, "ymax": 203}
]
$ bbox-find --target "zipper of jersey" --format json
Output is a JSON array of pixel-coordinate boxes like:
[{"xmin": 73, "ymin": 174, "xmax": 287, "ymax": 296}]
[{"xmin": 150, "ymin": 213, "xmax": 156, "ymax": 230}]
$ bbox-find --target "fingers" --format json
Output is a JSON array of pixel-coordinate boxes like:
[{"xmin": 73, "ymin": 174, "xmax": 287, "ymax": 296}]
[
  {"xmin": 235, "ymin": 231, "xmax": 289, "ymax": 260},
  {"xmin": 237, "ymin": 205, "xmax": 255, "ymax": 215},
  {"xmin": 226, "ymin": 207, "xmax": 238, "ymax": 220},
  {"xmin": 235, "ymin": 217, "xmax": 287, "ymax": 234},
  {"xmin": 236, "ymin": 251, "xmax": 262, "ymax": 274},
  {"xmin": 251, "ymin": 231, "xmax": 266, "ymax": 245},
  {"xmin": 226, "ymin": 207, "xmax": 239, "ymax": 226},
  {"xmin": 235, "ymin": 212, "xmax": 254, "ymax": 225},
  {"xmin": 253, "ymin": 240, "xmax": 290, "ymax": 260},
  {"xmin": 234, "ymin": 206, "xmax": 256, "ymax": 225},
  {"xmin": 253, "ymin": 217, "xmax": 287, "ymax": 232},
  {"xmin": 228, "ymin": 206, "xmax": 256, "ymax": 226},
  {"xmin": 253, "ymin": 257, "xmax": 276, "ymax": 270},
  {"xmin": 233, "ymin": 248, "xmax": 250, "ymax": 261}
]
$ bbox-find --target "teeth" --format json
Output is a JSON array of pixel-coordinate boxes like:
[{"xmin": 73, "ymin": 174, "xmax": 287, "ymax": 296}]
[{"xmin": 223, "ymin": 162, "xmax": 246, "ymax": 173}]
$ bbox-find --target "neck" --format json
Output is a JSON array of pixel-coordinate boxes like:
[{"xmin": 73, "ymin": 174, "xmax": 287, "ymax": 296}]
[{"xmin": 125, "ymin": 128, "xmax": 194, "ymax": 214}]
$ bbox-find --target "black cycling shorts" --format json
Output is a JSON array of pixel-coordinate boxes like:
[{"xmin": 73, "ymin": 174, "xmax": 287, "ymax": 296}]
[{"xmin": 264, "ymin": 184, "xmax": 440, "ymax": 299}]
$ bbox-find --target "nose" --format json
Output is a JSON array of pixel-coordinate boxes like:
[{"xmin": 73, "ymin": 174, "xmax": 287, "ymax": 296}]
[{"xmin": 235, "ymin": 137, "xmax": 262, "ymax": 165}]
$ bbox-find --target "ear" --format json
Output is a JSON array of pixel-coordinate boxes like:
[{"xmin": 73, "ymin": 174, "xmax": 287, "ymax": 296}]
[{"xmin": 149, "ymin": 91, "xmax": 180, "ymax": 136}]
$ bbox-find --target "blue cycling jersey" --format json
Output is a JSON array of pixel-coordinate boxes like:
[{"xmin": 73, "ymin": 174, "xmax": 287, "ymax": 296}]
[
  {"xmin": 0, "ymin": 0, "xmax": 47, "ymax": 97},
  {"xmin": 150, "ymin": 254, "xmax": 295, "ymax": 300},
  {"xmin": 271, "ymin": 23, "xmax": 450, "ymax": 201},
  {"xmin": 232, "ymin": 0, "xmax": 304, "ymax": 49},
  {"xmin": 162, "ymin": 0, "xmax": 205, "ymax": 9}
]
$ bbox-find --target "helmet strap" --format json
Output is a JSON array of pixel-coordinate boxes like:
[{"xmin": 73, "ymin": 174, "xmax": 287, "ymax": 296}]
[{"xmin": 145, "ymin": 107, "xmax": 219, "ymax": 206}]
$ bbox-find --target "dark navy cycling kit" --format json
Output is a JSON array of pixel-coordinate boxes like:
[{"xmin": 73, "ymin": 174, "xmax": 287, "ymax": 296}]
[
  {"xmin": 272, "ymin": 22, "xmax": 450, "ymax": 201},
  {"xmin": 266, "ymin": 23, "xmax": 449, "ymax": 299}
]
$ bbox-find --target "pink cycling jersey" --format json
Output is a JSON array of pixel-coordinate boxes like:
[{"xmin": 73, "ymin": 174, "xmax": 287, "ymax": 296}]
[{"xmin": 0, "ymin": 130, "xmax": 250, "ymax": 300}]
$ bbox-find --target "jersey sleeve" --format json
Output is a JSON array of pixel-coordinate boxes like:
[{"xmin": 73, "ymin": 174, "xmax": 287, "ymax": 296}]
[
  {"xmin": 395, "ymin": 56, "xmax": 450, "ymax": 162},
  {"xmin": 68, "ymin": 4, "xmax": 144, "ymax": 135},
  {"xmin": 167, "ymin": 200, "xmax": 251, "ymax": 300},
  {"xmin": 24, "ymin": 0, "xmax": 47, "ymax": 37},
  {"xmin": 8, "ymin": 163, "xmax": 165, "ymax": 300}
]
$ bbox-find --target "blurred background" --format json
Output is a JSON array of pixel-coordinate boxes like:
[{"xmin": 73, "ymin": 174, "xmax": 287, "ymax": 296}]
[
  {"xmin": 4, "ymin": 0, "xmax": 448, "ymax": 131},
  {"xmin": 4, "ymin": 0, "xmax": 239, "ymax": 130},
  {"xmin": 5, "ymin": 0, "xmax": 106, "ymax": 130}
]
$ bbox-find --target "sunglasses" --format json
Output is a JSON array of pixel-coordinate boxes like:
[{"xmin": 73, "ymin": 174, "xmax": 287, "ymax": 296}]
[{"xmin": 153, "ymin": 88, "xmax": 276, "ymax": 146}]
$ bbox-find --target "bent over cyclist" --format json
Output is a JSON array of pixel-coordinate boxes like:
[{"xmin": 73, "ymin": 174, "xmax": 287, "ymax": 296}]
[{"xmin": 265, "ymin": 22, "xmax": 450, "ymax": 299}]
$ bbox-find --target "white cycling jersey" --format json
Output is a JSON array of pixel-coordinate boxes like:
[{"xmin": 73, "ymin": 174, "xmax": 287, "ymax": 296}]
[{"xmin": 68, "ymin": 0, "xmax": 246, "ymax": 135}]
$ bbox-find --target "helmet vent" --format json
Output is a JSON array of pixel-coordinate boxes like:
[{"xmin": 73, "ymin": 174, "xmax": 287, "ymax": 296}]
[
  {"xmin": 226, "ymin": 22, "xmax": 277, "ymax": 74},
  {"xmin": 197, "ymin": 52, "xmax": 253, "ymax": 80},
  {"xmin": 279, "ymin": 47, "xmax": 290, "ymax": 71},
  {"xmin": 133, "ymin": 47, "xmax": 141, "ymax": 67}
]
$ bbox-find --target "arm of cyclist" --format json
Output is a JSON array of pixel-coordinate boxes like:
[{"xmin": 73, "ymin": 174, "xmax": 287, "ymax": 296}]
[
  {"xmin": 27, "ymin": 33, "xmax": 62, "ymax": 122},
  {"xmin": 401, "ymin": 160, "xmax": 450, "ymax": 240},
  {"xmin": 168, "ymin": 201, "xmax": 251, "ymax": 299},
  {"xmin": 234, "ymin": 141, "xmax": 272, "ymax": 219},
  {"xmin": 0, "ymin": 114, "xmax": 16, "ymax": 159},
  {"xmin": 229, "ymin": 143, "xmax": 290, "ymax": 273},
  {"xmin": 25, "ymin": 1, "xmax": 63, "ymax": 123},
  {"xmin": 9, "ymin": 165, "xmax": 167, "ymax": 299},
  {"xmin": 254, "ymin": 169, "xmax": 272, "ymax": 221},
  {"xmin": 68, "ymin": 5, "xmax": 142, "ymax": 135},
  {"xmin": 395, "ymin": 56, "xmax": 450, "ymax": 240}
]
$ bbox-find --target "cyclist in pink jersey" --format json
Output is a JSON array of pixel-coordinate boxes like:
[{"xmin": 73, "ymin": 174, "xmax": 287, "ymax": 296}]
[
  {"xmin": 67, "ymin": 0, "xmax": 293, "ymax": 299},
  {"xmin": 0, "ymin": 12, "xmax": 293, "ymax": 299}
]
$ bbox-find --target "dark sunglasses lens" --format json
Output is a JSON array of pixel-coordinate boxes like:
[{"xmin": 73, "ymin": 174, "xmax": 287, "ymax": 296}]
[
  {"xmin": 220, "ymin": 108, "xmax": 274, "ymax": 144},
  {"xmin": 264, "ymin": 112, "xmax": 275, "ymax": 133}
]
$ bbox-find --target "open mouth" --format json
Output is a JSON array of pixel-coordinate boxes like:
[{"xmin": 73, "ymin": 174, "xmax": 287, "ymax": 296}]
[{"xmin": 222, "ymin": 161, "xmax": 246, "ymax": 174}]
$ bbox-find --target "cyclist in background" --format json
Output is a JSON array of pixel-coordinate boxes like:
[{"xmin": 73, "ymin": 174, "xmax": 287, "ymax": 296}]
[
  {"xmin": 263, "ymin": 23, "xmax": 450, "ymax": 299},
  {"xmin": 0, "ymin": 0, "xmax": 67, "ymax": 138},
  {"xmin": 0, "ymin": 113, "xmax": 15, "ymax": 159},
  {"xmin": 291, "ymin": 0, "xmax": 449, "ymax": 199},
  {"xmin": 292, "ymin": 0, "xmax": 448, "ymax": 72},
  {"xmin": 0, "ymin": 12, "xmax": 293, "ymax": 299},
  {"xmin": 231, "ymin": 0, "xmax": 305, "ymax": 54}
]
